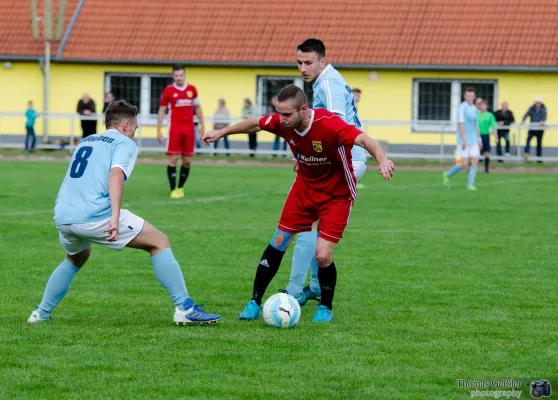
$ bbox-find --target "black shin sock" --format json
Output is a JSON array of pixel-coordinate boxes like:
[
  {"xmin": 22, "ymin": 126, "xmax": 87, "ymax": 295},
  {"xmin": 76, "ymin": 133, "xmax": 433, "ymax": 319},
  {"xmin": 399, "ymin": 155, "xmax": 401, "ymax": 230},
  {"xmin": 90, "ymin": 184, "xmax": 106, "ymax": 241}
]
[
  {"xmin": 167, "ymin": 166, "xmax": 177, "ymax": 191},
  {"xmin": 178, "ymin": 166, "xmax": 190, "ymax": 188},
  {"xmin": 252, "ymin": 244, "xmax": 285, "ymax": 305},
  {"xmin": 318, "ymin": 261, "xmax": 337, "ymax": 310}
]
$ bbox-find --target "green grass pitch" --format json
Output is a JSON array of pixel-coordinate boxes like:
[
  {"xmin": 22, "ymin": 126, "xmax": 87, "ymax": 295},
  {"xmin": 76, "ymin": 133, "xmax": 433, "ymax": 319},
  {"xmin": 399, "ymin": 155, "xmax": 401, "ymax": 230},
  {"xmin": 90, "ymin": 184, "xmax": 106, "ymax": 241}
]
[{"xmin": 1, "ymin": 160, "xmax": 557, "ymax": 399}]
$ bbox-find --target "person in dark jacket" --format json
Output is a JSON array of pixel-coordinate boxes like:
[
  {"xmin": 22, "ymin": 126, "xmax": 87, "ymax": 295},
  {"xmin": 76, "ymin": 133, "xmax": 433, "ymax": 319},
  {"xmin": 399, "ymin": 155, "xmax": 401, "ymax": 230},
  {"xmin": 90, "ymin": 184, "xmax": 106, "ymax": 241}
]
[
  {"xmin": 102, "ymin": 92, "xmax": 115, "ymax": 113},
  {"xmin": 77, "ymin": 93, "xmax": 97, "ymax": 138},
  {"xmin": 494, "ymin": 101, "xmax": 515, "ymax": 160},
  {"xmin": 523, "ymin": 97, "xmax": 547, "ymax": 161}
]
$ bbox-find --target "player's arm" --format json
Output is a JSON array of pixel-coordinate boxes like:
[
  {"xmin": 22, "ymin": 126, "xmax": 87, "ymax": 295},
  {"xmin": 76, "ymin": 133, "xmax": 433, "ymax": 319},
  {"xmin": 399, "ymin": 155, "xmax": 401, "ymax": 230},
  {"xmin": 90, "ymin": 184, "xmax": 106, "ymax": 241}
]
[
  {"xmin": 157, "ymin": 87, "xmax": 170, "ymax": 143},
  {"xmin": 202, "ymin": 117, "xmax": 261, "ymax": 144},
  {"xmin": 354, "ymin": 133, "xmax": 394, "ymax": 181},
  {"xmin": 105, "ymin": 168, "xmax": 125, "ymax": 242},
  {"xmin": 194, "ymin": 104, "xmax": 205, "ymax": 138},
  {"xmin": 156, "ymin": 105, "xmax": 167, "ymax": 143},
  {"xmin": 458, "ymin": 105, "xmax": 467, "ymax": 147}
]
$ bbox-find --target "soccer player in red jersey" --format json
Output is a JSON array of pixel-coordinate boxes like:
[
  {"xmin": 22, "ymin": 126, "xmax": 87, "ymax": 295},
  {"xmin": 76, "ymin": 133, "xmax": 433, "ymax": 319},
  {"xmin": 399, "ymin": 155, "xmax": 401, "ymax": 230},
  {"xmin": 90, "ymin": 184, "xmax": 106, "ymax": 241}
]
[
  {"xmin": 202, "ymin": 85, "xmax": 394, "ymax": 323},
  {"xmin": 157, "ymin": 64, "xmax": 205, "ymax": 198}
]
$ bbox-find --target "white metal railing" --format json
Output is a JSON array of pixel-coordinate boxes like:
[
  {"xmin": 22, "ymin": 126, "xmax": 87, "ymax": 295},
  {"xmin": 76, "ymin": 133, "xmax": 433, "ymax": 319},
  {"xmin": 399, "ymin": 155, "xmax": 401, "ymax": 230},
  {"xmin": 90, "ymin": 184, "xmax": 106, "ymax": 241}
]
[{"xmin": 0, "ymin": 111, "xmax": 556, "ymax": 162}]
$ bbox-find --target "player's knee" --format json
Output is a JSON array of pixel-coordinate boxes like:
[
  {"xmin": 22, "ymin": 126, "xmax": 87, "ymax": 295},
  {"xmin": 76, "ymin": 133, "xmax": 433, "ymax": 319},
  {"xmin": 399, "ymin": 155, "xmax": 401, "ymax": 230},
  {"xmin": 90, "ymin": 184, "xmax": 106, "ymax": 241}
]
[
  {"xmin": 270, "ymin": 229, "xmax": 293, "ymax": 252},
  {"xmin": 182, "ymin": 156, "xmax": 192, "ymax": 166},
  {"xmin": 315, "ymin": 249, "xmax": 332, "ymax": 268},
  {"xmin": 168, "ymin": 155, "xmax": 179, "ymax": 167},
  {"xmin": 152, "ymin": 231, "xmax": 170, "ymax": 253},
  {"xmin": 67, "ymin": 247, "xmax": 90, "ymax": 268}
]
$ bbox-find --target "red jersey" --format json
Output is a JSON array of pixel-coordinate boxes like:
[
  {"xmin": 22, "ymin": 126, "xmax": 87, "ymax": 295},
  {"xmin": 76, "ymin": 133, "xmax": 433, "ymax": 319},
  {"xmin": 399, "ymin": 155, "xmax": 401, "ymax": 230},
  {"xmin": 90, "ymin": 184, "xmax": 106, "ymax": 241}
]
[
  {"xmin": 160, "ymin": 83, "xmax": 199, "ymax": 128},
  {"xmin": 259, "ymin": 109, "xmax": 362, "ymax": 199}
]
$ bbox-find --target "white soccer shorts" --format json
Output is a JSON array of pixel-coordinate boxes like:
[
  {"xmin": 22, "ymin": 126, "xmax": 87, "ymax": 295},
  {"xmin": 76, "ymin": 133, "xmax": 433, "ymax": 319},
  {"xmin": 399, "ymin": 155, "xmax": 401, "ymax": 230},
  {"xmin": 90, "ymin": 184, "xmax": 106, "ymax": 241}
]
[
  {"xmin": 352, "ymin": 160, "xmax": 367, "ymax": 183},
  {"xmin": 57, "ymin": 209, "xmax": 145, "ymax": 255},
  {"xmin": 456, "ymin": 144, "xmax": 480, "ymax": 160}
]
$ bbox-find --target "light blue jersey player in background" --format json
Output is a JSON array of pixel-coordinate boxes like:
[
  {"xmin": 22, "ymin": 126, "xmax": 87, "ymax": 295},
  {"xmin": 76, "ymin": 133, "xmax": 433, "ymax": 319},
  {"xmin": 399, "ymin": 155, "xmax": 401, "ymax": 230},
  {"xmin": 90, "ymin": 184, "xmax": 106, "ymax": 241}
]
[
  {"xmin": 281, "ymin": 38, "xmax": 382, "ymax": 304},
  {"xmin": 442, "ymin": 86, "xmax": 482, "ymax": 190},
  {"xmin": 27, "ymin": 100, "xmax": 221, "ymax": 325}
]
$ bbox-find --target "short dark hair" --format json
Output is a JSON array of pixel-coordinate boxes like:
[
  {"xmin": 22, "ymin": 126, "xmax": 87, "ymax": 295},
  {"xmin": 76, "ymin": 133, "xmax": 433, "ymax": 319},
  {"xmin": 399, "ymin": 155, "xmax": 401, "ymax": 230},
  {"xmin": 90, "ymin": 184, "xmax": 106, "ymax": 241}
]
[
  {"xmin": 464, "ymin": 86, "xmax": 476, "ymax": 94},
  {"xmin": 297, "ymin": 38, "xmax": 326, "ymax": 59},
  {"xmin": 277, "ymin": 84, "xmax": 307, "ymax": 109},
  {"xmin": 105, "ymin": 100, "xmax": 138, "ymax": 128},
  {"xmin": 172, "ymin": 64, "xmax": 184, "ymax": 72},
  {"xmin": 352, "ymin": 88, "xmax": 362, "ymax": 94}
]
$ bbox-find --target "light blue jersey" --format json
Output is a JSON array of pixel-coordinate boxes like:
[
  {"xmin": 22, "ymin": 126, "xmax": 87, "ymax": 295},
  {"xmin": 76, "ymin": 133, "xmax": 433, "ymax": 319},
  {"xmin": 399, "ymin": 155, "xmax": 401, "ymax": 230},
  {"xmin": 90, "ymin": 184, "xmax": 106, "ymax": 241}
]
[
  {"xmin": 54, "ymin": 129, "xmax": 138, "ymax": 225},
  {"xmin": 313, "ymin": 64, "xmax": 367, "ymax": 162},
  {"xmin": 457, "ymin": 101, "xmax": 478, "ymax": 145}
]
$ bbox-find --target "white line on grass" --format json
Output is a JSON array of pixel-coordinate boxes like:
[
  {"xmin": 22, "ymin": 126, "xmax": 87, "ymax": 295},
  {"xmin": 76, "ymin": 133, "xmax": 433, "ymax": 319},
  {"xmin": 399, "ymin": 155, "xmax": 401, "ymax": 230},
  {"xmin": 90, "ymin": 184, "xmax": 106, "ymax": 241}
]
[
  {"xmin": 1, "ymin": 193, "xmax": 252, "ymax": 217},
  {"xmin": 123, "ymin": 193, "xmax": 251, "ymax": 207},
  {"xmin": 373, "ymin": 177, "xmax": 555, "ymax": 191}
]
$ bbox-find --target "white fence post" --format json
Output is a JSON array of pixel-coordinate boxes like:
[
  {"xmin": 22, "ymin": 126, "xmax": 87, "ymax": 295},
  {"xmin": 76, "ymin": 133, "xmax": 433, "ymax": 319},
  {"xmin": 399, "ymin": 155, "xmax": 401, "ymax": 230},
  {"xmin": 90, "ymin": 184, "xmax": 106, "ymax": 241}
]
[
  {"xmin": 517, "ymin": 124, "xmax": 522, "ymax": 161},
  {"xmin": 440, "ymin": 124, "xmax": 445, "ymax": 163},
  {"xmin": 69, "ymin": 114, "xmax": 75, "ymax": 153}
]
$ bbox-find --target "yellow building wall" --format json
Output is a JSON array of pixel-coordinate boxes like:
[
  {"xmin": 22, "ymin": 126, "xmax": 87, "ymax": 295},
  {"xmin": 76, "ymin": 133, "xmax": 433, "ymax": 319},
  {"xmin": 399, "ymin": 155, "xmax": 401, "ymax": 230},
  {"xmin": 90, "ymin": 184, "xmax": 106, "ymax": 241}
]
[
  {"xmin": 339, "ymin": 69, "xmax": 558, "ymax": 147},
  {"xmin": 1, "ymin": 62, "xmax": 557, "ymax": 147}
]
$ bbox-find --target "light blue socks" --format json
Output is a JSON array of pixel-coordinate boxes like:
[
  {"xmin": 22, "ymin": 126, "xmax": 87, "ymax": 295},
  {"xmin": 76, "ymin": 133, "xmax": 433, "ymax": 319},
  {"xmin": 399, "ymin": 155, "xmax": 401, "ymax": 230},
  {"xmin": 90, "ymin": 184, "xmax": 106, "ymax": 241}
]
[
  {"xmin": 151, "ymin": 248, "xmax": 189, "ymax": 309},
  {"xmin": 467, "ymin": 165, "xmax": 478, "ymax": 188},
  {"xmin": 38, "ymin": 259, "xmax": 80, "ymax": 317},
  {"xmin": 286, "ymin": 230, "xmax": 318, "ymax": 297},
  {"xmin": 446, "ymin": 164, "xmax": 462, "ymax": 178},
  {"xmin": 309, "ymin": 257, "xmax": 321, "ymax": 294}
]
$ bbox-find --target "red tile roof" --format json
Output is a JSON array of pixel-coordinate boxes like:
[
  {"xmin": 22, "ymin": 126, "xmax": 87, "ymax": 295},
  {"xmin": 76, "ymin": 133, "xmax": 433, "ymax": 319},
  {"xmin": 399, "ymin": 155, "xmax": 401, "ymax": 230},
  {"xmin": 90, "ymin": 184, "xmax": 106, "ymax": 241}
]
[
  {"xmin": 0, "ymin": 0, "xmax": 79, "ymax": 57},
  {"xmin": 2, "ymin": 0, "xmax": 558, "ymax": 69}
]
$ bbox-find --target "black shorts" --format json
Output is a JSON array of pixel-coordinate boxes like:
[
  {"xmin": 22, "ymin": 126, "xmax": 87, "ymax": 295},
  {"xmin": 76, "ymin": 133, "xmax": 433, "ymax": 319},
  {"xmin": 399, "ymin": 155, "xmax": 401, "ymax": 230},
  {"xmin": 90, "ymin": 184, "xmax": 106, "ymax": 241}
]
[{"xmin": 481, "ymin": 135, "xmax": 491, "ymax": 153}]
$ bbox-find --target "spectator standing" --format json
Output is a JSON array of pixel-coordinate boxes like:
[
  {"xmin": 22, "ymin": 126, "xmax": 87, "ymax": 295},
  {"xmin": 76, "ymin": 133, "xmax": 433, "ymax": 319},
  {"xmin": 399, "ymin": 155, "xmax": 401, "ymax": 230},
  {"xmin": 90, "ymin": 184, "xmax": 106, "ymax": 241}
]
[
  {"xmin": 494, "ymin": 101, "xmax": 515, "ymax": 161},
  {"xmin": 241, "ymin": 98, "xmax": 257, "ymax": 157},
  {"xmin": 523, "ymin": 97, "xmax": 547, "ymax": 162},
  {"xmin": 213, "ymin": 98, "xmax": 231, "ymax": 156},
  {"xmin": 25, "ymin": 100, "xmax": 39, "ymax": 153},
  {"xmin": 102, "ymin": 92, "xmax": 115, "ymax": 113},
  {"xmin": 77, "ymin": 93, "xmax": 97, "ymax": 138}
]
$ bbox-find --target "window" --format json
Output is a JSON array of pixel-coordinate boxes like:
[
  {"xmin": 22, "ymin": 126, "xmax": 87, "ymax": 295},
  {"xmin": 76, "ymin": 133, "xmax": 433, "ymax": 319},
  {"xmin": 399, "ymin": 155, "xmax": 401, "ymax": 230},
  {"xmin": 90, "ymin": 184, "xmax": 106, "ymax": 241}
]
[
  {"xmin": 412, "ymin": 79, "xmax": 497, "ymax": 131},
  {"xmin": 104, "ymin": 73, "xmax": 173, "ymax": 122},
  {"xmin": 108, "ymin": 76, "xmax": 142, "ymax": 111},
  {"xmin": 256, "ymin": 76, "xmax": 307, "ymax": 115},
  {"xmin": 150, "ymin": 76, "xmax": 172, "ymax": 114},
  {"xmin": 417, "ymin": 82, "xmax": 452, "ymax": 121}
]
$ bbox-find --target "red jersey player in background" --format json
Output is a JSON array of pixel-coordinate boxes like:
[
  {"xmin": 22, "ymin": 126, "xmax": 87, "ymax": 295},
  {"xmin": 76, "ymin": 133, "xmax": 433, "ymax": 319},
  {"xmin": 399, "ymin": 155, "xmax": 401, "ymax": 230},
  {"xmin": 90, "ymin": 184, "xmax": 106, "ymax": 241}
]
[
  {"xmin": 202, "ymin": 85, "xmax": 394, "ymax": 323},
  {"xmin": 157, "ymin": 64, "xmax": 205, "ymax": 198}
]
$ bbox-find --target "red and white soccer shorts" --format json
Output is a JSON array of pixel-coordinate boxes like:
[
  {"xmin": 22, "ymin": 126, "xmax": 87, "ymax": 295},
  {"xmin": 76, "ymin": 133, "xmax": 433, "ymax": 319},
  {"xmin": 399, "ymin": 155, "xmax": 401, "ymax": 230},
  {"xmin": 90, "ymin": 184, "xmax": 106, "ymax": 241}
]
[
  {"xmin": 277, "ymin": 178, "xmax": 353, "ymax": 243},
  {"xmin": 166, "ymin": 125, "xmax": 195, "ymax": 156}
]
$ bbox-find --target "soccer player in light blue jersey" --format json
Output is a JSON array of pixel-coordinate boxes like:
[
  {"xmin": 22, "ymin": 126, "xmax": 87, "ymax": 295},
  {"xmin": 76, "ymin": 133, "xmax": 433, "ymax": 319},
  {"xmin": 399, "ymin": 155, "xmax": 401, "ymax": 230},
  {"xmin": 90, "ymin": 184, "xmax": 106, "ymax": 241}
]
[
  {"xmin": 27, "ymin": 101, "xmax": 221, "ymax": 325},
  {"xmin": 443, "ymin": 87, "xmax": 482, "ymax": 190},
  {"xmin": 281, "ymin": 38, "xmax": 382, "ymax": 305}
]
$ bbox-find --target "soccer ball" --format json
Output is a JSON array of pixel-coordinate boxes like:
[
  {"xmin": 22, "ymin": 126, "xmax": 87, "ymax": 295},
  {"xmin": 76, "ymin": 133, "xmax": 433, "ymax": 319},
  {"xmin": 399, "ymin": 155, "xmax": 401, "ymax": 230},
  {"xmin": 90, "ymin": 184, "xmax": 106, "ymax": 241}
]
[{"xmin": 263, "ymin": 293, "xmax": 301, "ymax": 328}]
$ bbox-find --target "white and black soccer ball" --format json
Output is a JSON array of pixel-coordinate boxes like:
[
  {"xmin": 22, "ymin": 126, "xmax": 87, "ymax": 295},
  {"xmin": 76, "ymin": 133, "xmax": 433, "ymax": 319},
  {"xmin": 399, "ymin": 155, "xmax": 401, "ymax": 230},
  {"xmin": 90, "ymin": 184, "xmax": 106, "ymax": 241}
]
[{"xmin": 262, "ymin": 293, "xmax": 301, "ymax": 328}]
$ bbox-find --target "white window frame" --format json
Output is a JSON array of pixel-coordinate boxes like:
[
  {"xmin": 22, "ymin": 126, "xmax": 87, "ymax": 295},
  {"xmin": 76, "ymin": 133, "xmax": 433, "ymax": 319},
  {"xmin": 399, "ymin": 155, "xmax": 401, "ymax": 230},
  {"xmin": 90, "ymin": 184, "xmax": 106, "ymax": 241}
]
[
  {"xmin": 105, "ymin": 72, "xmax": 172, "ymax": 125},
  {"xmin": 256, "ymin": 76, "xmax": 304, "ymax": 115},
  {"xmin": 412, "ymin": 78, "xmax": 498, "ymax": 133}
]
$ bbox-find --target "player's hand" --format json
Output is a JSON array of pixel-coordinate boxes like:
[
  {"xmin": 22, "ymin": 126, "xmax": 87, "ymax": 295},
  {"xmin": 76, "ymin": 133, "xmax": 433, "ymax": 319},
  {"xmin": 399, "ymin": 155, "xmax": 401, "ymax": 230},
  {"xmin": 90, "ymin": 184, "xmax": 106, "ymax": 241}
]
[
  {"xmin": 202, "ymin": 130, "xmax": 222, "ymax": 145},
  {"xmin": 292, "ymin": 158, "xmax": 299, "ymax": 173},
  {"xmin": 198, "ymin": 125, "xmax": 205, "ymax": 142},
  {"xmin": 461, "ymin": 141, "xmax": 467, "ymax": 150},
  {"xmin": 377, "ymin": 159, "xmax": 395, "ymax": 181},
  {"xmin": 156, "ymin": 129, "xmax": 164, "ymax": 144},
  {"xmin": 104, "ymin": 217, "xmax": 119, "ymax": 242}
]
